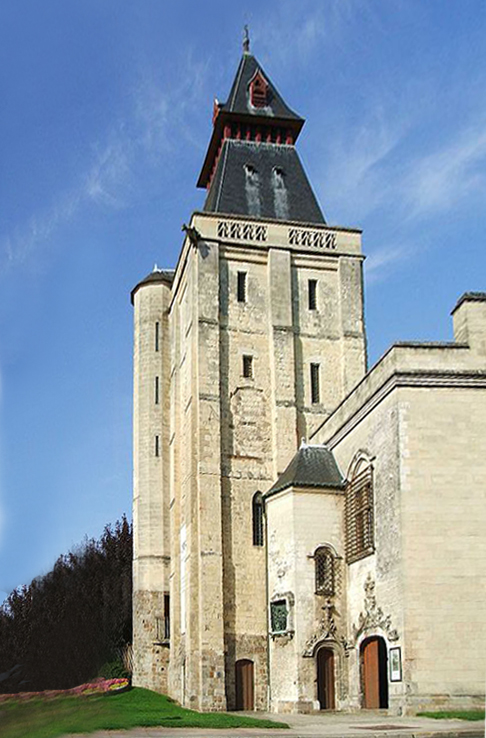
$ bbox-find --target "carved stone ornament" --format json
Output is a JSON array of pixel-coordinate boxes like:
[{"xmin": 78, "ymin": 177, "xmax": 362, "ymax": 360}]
[
  {"xmin": 303, "ymin": 599, "xmax": 350, "ymax": 658},
  {"xmin": 352, "ymin": 573, "xmax": 399, "ymax": 643}
]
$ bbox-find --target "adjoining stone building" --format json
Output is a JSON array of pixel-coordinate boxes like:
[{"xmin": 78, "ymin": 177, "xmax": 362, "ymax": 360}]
[{"xmin": 131, "ymin": 40, "xmax": 485, "ymax": 715}]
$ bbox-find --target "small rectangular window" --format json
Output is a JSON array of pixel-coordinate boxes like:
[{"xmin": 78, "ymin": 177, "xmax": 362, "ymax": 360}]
[
  {"xmin": 237, "ymin": 271, "xmax": 247, "ymax": 303},
  {"xmin": 155, "ymin": 376, "xmax": 160, "ymax": 404},
  {"xmin": 155, "ymin": 435, "xmax": 160, "ymax": 457},
  {"xmin": 155, "ymin": 322, "xmax": 160, "ymax": 351},
  {"xmin": 243, "ymin": 354, "xmax": 253, "ymax": 379},
  {"xmin": 308, "ymin": 279, "xmax": 317, "ymax": 310},
  {"xmin": 310, "ymin": 363, "xmax": 320, "ymax": 404}
]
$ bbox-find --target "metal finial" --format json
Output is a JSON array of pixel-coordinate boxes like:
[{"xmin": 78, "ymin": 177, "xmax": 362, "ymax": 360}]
[{"xmin": 243, "ymin": 25, "xmax": 250, "ymax": 53}]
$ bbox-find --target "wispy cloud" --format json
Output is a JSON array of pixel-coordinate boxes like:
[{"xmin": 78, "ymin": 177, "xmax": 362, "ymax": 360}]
[
  {"xmin": 322, "ymin": 107, "xmax": 411, "ymax": 223},
  {"xmin": 323, "ymin": 92, "xmax": 486, "ymax": 282},
  {"xmin": 403, "ymin": 124, "xmax": 486, "ymax": 218},
  {"xmin": 255, "ymin": 0, "xmax": 368, "ymax": 68},
  {"xmin": 85, "ymin": 135, "xmax": 131, "ymax": 209},
  {"xmin": 365, "ymin": 242, "xmax": 414, "ymax": 285},
  {"xmin": 1, "ymin": 51, "xmax": 210, "ymax": 270}
]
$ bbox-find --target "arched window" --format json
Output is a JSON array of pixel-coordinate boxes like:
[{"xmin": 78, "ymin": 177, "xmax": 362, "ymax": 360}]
[
  {"xmin": 252, "ymin": 492, "xmax": 264, "ymax": 546},
  {"xmin": 345, "ymin": 457, "xmax": 374, "ymax": 563},
  {"xmin": 315, "ymin": 546, "xmax": 335, "ymax": 595}
]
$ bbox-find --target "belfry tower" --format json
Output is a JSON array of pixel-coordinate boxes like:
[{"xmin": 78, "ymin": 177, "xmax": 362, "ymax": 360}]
[{"xmin": 132, "ymin": 37, "xmax": 367, "ymax": 711}]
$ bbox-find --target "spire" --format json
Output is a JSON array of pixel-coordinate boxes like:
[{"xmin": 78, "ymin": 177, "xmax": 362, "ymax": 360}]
[
  {"xmin": 243, "ymin": 25, "xmax": 250, "ymax": 54},
  {"xmin": 196, "ymin": 48, "xmax": 326, "ymax": 224}
]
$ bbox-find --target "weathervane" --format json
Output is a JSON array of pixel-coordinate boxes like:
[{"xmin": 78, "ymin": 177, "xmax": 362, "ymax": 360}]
[{"xmin": 243, "ymin": 25, "xmax": 250, "ymax": 53}]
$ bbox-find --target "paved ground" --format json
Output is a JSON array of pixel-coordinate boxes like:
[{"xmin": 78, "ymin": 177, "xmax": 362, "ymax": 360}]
[{"xmin": 63, "ymin": 710, "xmax": 485, "ymax": 738}]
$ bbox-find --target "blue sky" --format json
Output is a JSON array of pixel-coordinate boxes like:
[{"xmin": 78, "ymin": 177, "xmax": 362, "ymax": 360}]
[{"xmin": 1, "ymin": 0, "xmax": 486, "ymax": 602}]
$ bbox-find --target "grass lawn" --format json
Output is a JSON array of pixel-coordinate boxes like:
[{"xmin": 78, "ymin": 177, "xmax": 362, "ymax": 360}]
[
  {"xmin": 418, "ymin": 710, "xmax": 485, "ymax": 721},
  {"xmin": 0, "ymin": 687, "xmax": 288, "ymax": 738}
]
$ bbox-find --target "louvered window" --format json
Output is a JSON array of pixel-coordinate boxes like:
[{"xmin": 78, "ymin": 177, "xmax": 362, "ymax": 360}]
[
  {"xmin": 250, "ymin": 74, "xmax": 267, "ymax": 107},
  {"xmin": 315, "ymin": 547, "xmax": 334, "ymax": 595},
  {"xmin": 345, "ymin": 464, "xmax": 374, "ymax": 563}
]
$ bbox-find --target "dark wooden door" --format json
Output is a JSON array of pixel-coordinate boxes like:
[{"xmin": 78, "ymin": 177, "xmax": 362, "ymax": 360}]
[
  {"xmin": 235, "ymin": 659, "xmax": 254, "ymax": 710},
  {"xmin": 361, "ymin": 637, "xmax": 388, "ymax": 708},
  {"xmin": 317, "ymin": 648, "xmax": 335, "ymax": 709}
]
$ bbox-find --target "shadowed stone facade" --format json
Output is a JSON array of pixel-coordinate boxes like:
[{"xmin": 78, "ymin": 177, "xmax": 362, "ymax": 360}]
[{"xmin": 132, "ymin": 43, "xmax": 485, "ymax": 716}]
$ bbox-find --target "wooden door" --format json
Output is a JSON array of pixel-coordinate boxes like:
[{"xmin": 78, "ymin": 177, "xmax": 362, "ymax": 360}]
[
  {"xmin": 235, "ymin": 659, "xmax": 254, "ymax": 710},
  {"xmin": 361, "ymin": 637, "xmax": 388, "ymax": 708},
  {"xmin": 317, "ymin": 648, "xmax": 335, "ymax": 710},
  {"xmin": 362, "ymin": 638, "xmax": 380, "ymax": 708}
]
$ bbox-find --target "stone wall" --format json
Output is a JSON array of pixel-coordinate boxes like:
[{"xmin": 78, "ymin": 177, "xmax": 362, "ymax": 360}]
[
  {"xmin": 266, "ymin": 486, "xmax": 348, "ymax": 713},
  {"xmin": 132, "ymin": 280, "xmax": 171, "ymax": 692},
  {"xmin": 134, "ymin": 211, "xmax": 367, "ymax": 710},
  {"xmin": 311, "ymin": 297, "xmax": 486, "ymax": 713},
  {"xmin": 400, "ymin": 386, "xmax": 486, "ymax": 710}
]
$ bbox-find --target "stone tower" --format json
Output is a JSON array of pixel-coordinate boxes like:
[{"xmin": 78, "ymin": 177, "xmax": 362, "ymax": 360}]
[{"xmin": 132, "ymin": 40, "xmax": 367, "ymax": 710}]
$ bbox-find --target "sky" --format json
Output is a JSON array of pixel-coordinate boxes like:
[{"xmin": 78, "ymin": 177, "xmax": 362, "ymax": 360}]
[{"xmin": 1, "ymin": 0, "xmax": 486, "ymax": 603}]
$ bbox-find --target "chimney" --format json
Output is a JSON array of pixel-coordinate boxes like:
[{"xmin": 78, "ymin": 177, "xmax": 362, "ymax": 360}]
[{"xmin": 451, "ymin": 292, "xmax": 486, "ymax": 357}]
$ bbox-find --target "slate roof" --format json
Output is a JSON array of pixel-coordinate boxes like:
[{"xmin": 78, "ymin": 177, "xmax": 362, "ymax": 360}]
[
  {"xmin": 265, "ymin": 445, "xmax": 345, "ymax": 499},
  {"xmin": 204, "ymin": 139, "xmax": 326, "ymax": 224},
  {"xmin": 197, "ymin": 52, "xmax": 305, "ymax": 188},
  {"xmin": 221, "ymin": 53, "xmax": 303, "ymax": 121},
  {"xmin": 130, "ymin": 269, "xmax": 175, "ymax": 304}
]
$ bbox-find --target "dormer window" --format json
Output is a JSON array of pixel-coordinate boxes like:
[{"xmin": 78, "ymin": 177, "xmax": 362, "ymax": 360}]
[
  {"xmin": 249, "ymin": 72, "xmax": 268, "ymax": 108},
  {"xmin": 273, "ymin": 167, "xmax": 285, "ymax": 188}
]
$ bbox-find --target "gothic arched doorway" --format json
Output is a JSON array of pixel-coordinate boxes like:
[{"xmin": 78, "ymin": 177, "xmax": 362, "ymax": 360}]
[
  {"xmin": 360, "ymin": 636, "xmax": 388, "ymax": 708},
  {"xmin": 317, "ymin": 647, "xmax": 335, "ymax": 709},
  {"xmin": 235, "ymin": 659, "xmax": 254, "ymax": 710}
]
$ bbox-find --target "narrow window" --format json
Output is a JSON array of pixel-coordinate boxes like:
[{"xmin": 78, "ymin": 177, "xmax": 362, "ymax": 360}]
[
  {"xmin": 164, "ymin": 593, "xmax": 170, "ymax": 640},
  {"xmin": 155, "ymin": 435, "xmax": 160, "ymax": 457},
  {"xmin": 155, "ymin": 376, "xmax": 160, "ymax": 404},
  {"xmin": 308, "ymin": 279, "xmax": 317, "ymax": 310},
  {"xmin": 243, "ymin": 354, "xmax": 253, "ymax": 379},
  {"xmin": 155, "ymin": 594, "xmax": 170, "ymax": 642},
  {"xmin": 270, "ymin": 600, "xmax": 288, "ymax": 633},
  {"xmin": 310, "ymin": 363, "xmax": 320, "ymax": 404},
  {"xmin": 237, "ymin": 271, "xmax": 247, "ymax": 303},
  {"xmin": 155, "ymin": 322, "xmax": 160, "ymax": 351},
  {"xmin": 315, "ymin": 547, "xmax": 335, "ymax": 595},
  {"xmin": 252, "ymin": 492, "xmax": 264, "ymax": 546}
]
